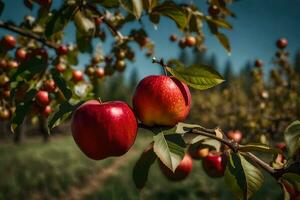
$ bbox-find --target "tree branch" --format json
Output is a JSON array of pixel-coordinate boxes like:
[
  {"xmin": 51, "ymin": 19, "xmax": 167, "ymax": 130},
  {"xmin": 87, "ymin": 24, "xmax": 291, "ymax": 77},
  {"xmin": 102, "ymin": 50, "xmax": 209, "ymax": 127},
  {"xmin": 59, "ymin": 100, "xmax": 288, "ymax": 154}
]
[{"xmin": 0, "ymin": 20, "xmax": 57, "ymax": 49}]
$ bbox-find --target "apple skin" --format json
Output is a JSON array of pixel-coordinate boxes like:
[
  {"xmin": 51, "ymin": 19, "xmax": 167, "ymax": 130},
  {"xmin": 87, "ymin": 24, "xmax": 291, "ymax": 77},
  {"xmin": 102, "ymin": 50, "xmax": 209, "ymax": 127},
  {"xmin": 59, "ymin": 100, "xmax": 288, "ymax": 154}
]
[
  {"xmin": 15, "ymin": 48, "xmax": 27, "ymax": 61},
  {"xmin": 72, "ymin": 70, "xmax": 84, "ymax": 82},
  {"xmin": 96, "ymin": 68, "xmax": 105, "ymax": 78},
  {"xmin": 255, "ymin": 59, "xmax": 263, "ymax": 68},
  {"xmin": 42, "ymin": 105, "xmax": 53, "ymax": 117},
  {"xmin": 188, "ymin": 145, "xmax": 209, "ymax": 160},
  {"xmin": 2, "ymin": 35, "xmax": 16, "ymax": 50},
  {"xmin": 133, "ymin": 75, "xmax": 191, "ymax": 126},
  {"xmin": 71, "ymin": 100, "xmax": 138, "ymax": 160},
  {"xmin": 44, "ymin": 79, "xmax": 56, "ymax": 92},
  {"xmin": 159, "ymin": 154, "xmax": 193, "ymax": 181},
  {"xmin": 277, "ymin": 38, "xmax": 288, "ymax": 49},
  {"xmin": 36, "ymin": 90, "xmax": 50, "ymax": 106},
  {"xmin": 202, "ymin": 152, "xmax": 227, "ymax": 178},
  {"xmin": 185, "ymin": 36, "xmax": 196, "ymax": 47},
  {"xmin": 227, "ymin": 130, "xmax": 243, "ymax": 143},
  {"xmin": 57, "ymin": 45, "xmax": 68, "ymax": 55}
]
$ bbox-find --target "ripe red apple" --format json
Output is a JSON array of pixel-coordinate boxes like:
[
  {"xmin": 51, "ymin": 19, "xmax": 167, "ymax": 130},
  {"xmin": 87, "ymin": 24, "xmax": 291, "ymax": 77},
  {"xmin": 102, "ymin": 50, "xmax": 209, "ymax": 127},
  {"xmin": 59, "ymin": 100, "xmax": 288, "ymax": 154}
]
[
  {"xmin": 0, "ymin": 107, "xmax": 11, "ymax": 120},
  {"xmin": 36, "ymin": 0, "xmax": 52, "ymax": 6},
  {"xmin": 56, "ymin": 45, "xmax": 68, "ymax": 55},
  {"xmin": 159, "ymin": 154, "xmax": 193, "ymax": 181},
  {"xmin": 55, "ymin": 63, "xmax": 66, "ymax": 73},
  {"xmin": 137, "ymin": 36, "xmax": 148, "ymax": 47},
  {"xmin": 94, "ymin": 17, "xmax": 103, "ymax": 26},
  {"xmin": 170, "ymin": 34, "xmax": 177, "ymax": 42},
  {"xmin": 2, "ymin": 35, "xmax": 16, "ymax": 50},
  {"xmin": 202, "ymin": 152, "xmax": 226, "ymax": 178},
  {"xmin": 15, "ymin": 48, "xmax": 27, "ymax": 61},
  {"xmin": 276, "ymin": 142, "xmax": 287, "ymax": 151},
  {"xmin": 133, "ymin": 75, "xmax": 191, "ymax": 126},
  {"xmin": 36, "ymin": 90, "xmax": 50, "ymax": 106},
  {"xmin": 2, "ymin": 90, "xmax": 10, "ymax": 98},
  {"xmin": 185, "ymin": 36, "xmax": 196, "ymax": 47},
  {"xmin": 188, "ymin": 145, "xmax": 209, "ymax": 160},
  {"xmin": 96, "ymin": 68, "xmax": 105, "ymax": 78},
  {"xmin": 42, "ymin": 105, "xmax": 52, "ymax": 117},
  {"xmin": 0, "ymin": 59, "xmax": 7, "ymax": 69},
  {"xmin": 227, "ymin": 130, "xmax": 243, "ymax": 143},
  {"xmin": 255, "ymin": 59, "xmax": 263, "ymax": 68},
  {"xmin": 71, "ymin": 100, "xmax": 138, "ymax": 160},
  {"xmin": 43, "ymin": 79, "xmax": 56, "ymax": 92},
  {"xmin": 72, "ymin": 70, "xmax": 84, "ymax": 82},
  {"xmin": 276, "ymin": 38, "xmax": 288, "ymax": 49}
]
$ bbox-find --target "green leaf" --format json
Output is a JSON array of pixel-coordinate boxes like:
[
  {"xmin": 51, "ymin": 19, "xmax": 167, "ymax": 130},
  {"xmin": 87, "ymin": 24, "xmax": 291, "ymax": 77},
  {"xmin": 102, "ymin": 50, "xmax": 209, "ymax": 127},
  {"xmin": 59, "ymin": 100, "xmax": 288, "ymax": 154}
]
[
  {"xmin": 132, "ymin": 143, "xmax": 156, "ymax": 189},
  {"xmin": 284, "ymin": 120, "xmax": 300, "ymax": 158},
  {"xmin": 153, "ymin": 131, "xmax": 185, "ymax": 172},
  {"xmin": 10, "ymin": 57, "xmax": 48, "ymax": 84},
  {"xmin": 152, "ymin": 1, "xmax": 187, "ymax": 29},
  {"xmin": 225, "ymin": 153, "xmax": 264, "ymax": 199},
  {"xmin": 48, "ymin": 101, "xmax": 83, "ymax": 131},
  {"xmin": 23, "ymin": 0, "xmax": 33, "ymax": 10},
  {"xmin": 97, "ymin": 0, "xmax": 120, "ymax": 8},
  {"xmin": 239, "ymin": 143, "xmax": 283, "ymax": 155},
  {"xmin": 74, "ymin": 10, "xmax": 95, "ymax": 36},
  {"xmin": 166, "ymin": 64, "xmax": 224, "ymax": 90},
  {"xmin": 205, "ymin": 16, "xmax": 232, "ymax": 30},
  {"xmin": 121, "ymin": 0, "xmax": 143, "ymax": 19},
  {"xmin": 50, "ymin": 68, "xmax": 72, "ymax": 99},
  {"xmin": 143, "ymin": 0, "xmax": 158, "ymax": 12},
  {"xmin": 11, "ymin": 89, "xmax": 37, "ymax": 132},
  {"xmin": 76, "ymin": 29, "xmax": 93, "ymax": 53},
  {"xmin": 45, "ymin": 5, "xmax": 76, "ymax": 38},
  {"xmin": 189, "ymin": 14, "xmax": 203, "ymax": 33},
  {"xmin": 216, "ymin": 32, "xmax": 231, "ymax": 53}
]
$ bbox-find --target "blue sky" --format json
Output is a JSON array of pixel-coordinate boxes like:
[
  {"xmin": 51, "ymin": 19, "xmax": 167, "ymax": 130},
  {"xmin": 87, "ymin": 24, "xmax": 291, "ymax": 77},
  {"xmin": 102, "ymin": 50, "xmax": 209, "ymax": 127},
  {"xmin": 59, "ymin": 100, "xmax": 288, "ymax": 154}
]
[{"xmin": 1, "ymin": 0, "xmax": 300, "ymax": 80}]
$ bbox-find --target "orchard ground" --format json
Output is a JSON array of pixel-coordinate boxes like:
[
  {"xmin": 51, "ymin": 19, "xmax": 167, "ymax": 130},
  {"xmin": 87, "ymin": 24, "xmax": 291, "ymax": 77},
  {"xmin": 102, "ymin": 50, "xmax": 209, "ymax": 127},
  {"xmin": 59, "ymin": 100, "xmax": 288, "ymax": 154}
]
[{"xmin": 0, "ymin": 129, "xmax": 282, "ymax": 200}]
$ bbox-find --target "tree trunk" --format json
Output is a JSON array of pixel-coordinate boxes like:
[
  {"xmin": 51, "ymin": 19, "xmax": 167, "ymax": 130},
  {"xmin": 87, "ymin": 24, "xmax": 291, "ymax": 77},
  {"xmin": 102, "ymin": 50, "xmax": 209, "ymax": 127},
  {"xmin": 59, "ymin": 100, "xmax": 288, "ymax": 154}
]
[
  {"xmin": 13, "ymin": 122, "xmax": 26, "ymax": 144},
  {"xmin": 39, "ymin": 116, "xmax": 49, "ymax": 142}
]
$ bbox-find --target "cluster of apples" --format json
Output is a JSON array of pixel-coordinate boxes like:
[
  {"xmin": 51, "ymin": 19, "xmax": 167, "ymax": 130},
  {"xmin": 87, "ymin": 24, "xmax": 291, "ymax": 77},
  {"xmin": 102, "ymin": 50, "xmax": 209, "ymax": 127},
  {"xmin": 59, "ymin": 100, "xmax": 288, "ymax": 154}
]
[
  {"xmin": 169, "ymin": 34, "xmax": 197, "ymax": 49},
  {"xmin": 71, "ymin": 75, "xmax": 192, "ymax": 176}
]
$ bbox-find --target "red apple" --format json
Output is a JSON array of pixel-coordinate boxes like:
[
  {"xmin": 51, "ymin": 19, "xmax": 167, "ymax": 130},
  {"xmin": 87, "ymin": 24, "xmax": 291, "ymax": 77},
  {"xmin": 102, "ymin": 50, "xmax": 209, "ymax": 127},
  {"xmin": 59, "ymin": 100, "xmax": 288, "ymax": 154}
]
[
  {"xmin": 36, "ymin": 90, "xmax": 50, "ymax": 106},
  {"xmin": 202, "ymin": 152, "xmax": 226, "ymax": 178},
  {"xmin": 133, "ymin": 75, "xmax": 191, "ymax": 126},
  {"xmin": 276, "ymin": 142, "xmax": 287, "ymax": 151},
  {"xmin": 137, "ymin": 36, "xmax": 148, "ymax": 47},
  {"xmin": 96, "ymin": 68, "xmax": 105, "ymax": 78},
  {"xmin": 71, "ymin": 100, "xmax": 138, "ymax": 160},
  {"xmin": 94, "ymin": 17, "xmax": 103, "ymax": 26},
  {"xmin": 255, "ymin": 59, "xmax": 263, "ymax": 68},
  {"xmin": 56, "ymin": 45, "xmax": 68, "ymax": 55},
  {"xmin": 170, "ymin": 34, "xmax": 177, "ymax": 42},
  {"xmin": 227, "ymin": 130, "xmax": 243, "ymax": 143},
  {"xmin": 208, "ymin": 5, "xmax": 220, "ymax": 16},
  {"xmin": 43, "ymin": 79, "xmax": 56, "ymax": 92},
  {"xmin": 36, "ymin": 0, "xmax": 52, "ymax": 6},
  {"xmin": 0, "ymin": 59, "xmax": 7, "ymax": 69},
  {"xmin": 15, "ymin": 48, "xmax": 27, "ymax": 61},
  {"xmin": 72, "ymin": 70, "xmax": 84, "ymax": 82},
  {"xmin": 159, "ymin": 154, "xmax": 193, "ymax": 181},
  {"xmin": 179, "ymin": 38, "xmax": 186, "ymax": 49},
  {"xmin": 0, "ymin": 107, "xmax": 11, "ymax": 120},
  {"xmin": 2, "ymin": 35, "xmax": 16, "ymax": 50},
  {"xmin": 42, "ymin": 105, "xmax": 52, "ymax": 117},
  {"xmin": 277, "ymin": 38, "xmax": 288, "ymax": 49},
  {"xmin": 32, "ymin": 48, "xmax": 48, "ymax": 60},
  {"xmin": 185, "ymin": 36, "xmax": 196, "ymax": 47},
  {"xmin": 7, "ymin": 60, "xmax": 19, "ymax": 69}
]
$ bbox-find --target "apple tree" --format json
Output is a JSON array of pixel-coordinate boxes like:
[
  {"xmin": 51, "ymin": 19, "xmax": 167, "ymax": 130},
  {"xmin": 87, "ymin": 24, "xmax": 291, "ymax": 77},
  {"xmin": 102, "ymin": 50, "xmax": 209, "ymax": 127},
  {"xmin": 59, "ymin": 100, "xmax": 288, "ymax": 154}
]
[{"xmin": 0, "ymin": 0, "xmax": 299, "ymax": 199}]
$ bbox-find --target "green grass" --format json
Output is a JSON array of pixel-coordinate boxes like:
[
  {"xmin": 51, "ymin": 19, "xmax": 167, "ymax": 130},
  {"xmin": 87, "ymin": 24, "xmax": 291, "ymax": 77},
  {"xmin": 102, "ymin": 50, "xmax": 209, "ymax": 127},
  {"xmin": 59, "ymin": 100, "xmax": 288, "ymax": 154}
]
[{"xmin": 0, "ymin": 136, "xmax": 116, "ymax": 200}]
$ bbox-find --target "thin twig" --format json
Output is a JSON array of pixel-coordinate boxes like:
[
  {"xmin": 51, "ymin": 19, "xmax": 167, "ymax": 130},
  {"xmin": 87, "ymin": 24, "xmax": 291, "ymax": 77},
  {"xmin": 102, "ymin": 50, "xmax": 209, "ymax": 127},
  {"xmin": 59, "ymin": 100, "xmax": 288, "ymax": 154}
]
[
  {"xmin": 245, "ymin": 152, "xmax": 276, "ymax": 174},
  {"xmin": 0, "ymin": 20, "xmax": 57, "ymax": 49},
  {"xmin": 152, "ymin": 57, "xmax": 168, "ymax": 76}
]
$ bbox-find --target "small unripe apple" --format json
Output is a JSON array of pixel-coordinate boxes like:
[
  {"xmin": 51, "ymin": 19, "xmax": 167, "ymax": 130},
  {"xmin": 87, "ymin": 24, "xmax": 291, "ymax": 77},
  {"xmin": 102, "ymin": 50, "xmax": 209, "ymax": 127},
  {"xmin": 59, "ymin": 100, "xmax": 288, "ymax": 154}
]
[
  {"xmin": 227, "ymin": 130, "xmax": 243, "ymax": 143},
  {"xmin": 85, "ymin": 66, "xmax": 95, "ymax": 76},
  {"xmin": 71, "ymin": 100, "xmax": 138, "ymax": 160},
  {"xmin": 202, "ymin": 152, "xmax": 226, "ymax": 178},
  {"xmin": 42, "ymin": 105, "xmax": 53, "ymax": 117},
  {"xmin": 255, "ymin": 59, "xmax": 263, "ymax": 68},
  {"xmin": 72, "ymin": 70, "xmax": 84, "ymax": 82},
  {"xmin": 92, "ymin": 55, "xmax": 102, "ymax": 64},
  {"xmin": 7, "ymin": 60, "xmax": 19, "ymax": 69},
  {"xmin": 2, "ymin": 35, "xmax": 16, "ymax": 50},
  {"xmin": 170, "ymin": 34, "xmax": 177, "ymax": 42},
  {"xmin": 55, "ymin": 63, "xmax": 66, "ymax": 73},
  {"xmin": 116, "ymin": 50, "xmax": 126, "ymax": 59},
  {"xmin": 96, "ymin": 68, "xmax": 105, "ymax": 78},
  {"xmin": 15, "ymin": 48, "xmax": 27, "ymax": 61},
  {"xmin": 188, "ymin": 145, "xmax": 209, "ymax": 160},
  {"xmin": 137, "ymin": 36, "xmax": 148, "ymax": 47},
  {"xmin": 126, "ymin": 51, "xmax": 135, "ymax": 61},
  {"xmin": 208, "ymin": 5, "xmax": 220, "ymax": 16},
  {"xmin": 115, "ymin": 60, "xmax": 126, "ymax": 71},
  {"xmin": 56, "ymin": 45, "xmax": 68, "ymax": 55},
  {"xmin": 159, "ymin": 154, "xmax": 193, "ymax": 181},
  {"xmin": 276, "ymin": 38, "xmax": 288, "ymax": 49},
  {"xmin": 179, "ymin": 39, "xmax": 186, "ymax": 49},
  {"xmin": 2, "ymin": 90, "xmax": 10, "ymax": 98},
  {"xmin": 133, "ymin": 75, "xmax": 191, "ymax": 126},
  {"xmin": 0, "ymin": 74, "xmax": 9, "ymax": 86},
  {"xmin": 0, "ymin": 59, "xmax": 7, "ymax": 69},
  {"xmin": 43, "ymin": 79, "xmax": 56, "ymax": 92},
  {"xmin": 184, "ymin": 36, "xmax": 196, "ymax": 47},
  {"xmin": 36, "ymin": 90, "xmax": 50, "ymax": 106}
]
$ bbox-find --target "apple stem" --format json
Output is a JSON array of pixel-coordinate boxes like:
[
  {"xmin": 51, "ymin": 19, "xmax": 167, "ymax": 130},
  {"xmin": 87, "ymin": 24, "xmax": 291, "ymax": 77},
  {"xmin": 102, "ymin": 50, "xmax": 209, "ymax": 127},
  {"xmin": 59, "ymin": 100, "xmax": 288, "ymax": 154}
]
[
  {"xmin": 97, "ymin": 97, "xmax": 102, "ymax": 103},
  {"xmin": 152, "ymin": 57, "xmax": 168, "ymax": 76}
]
